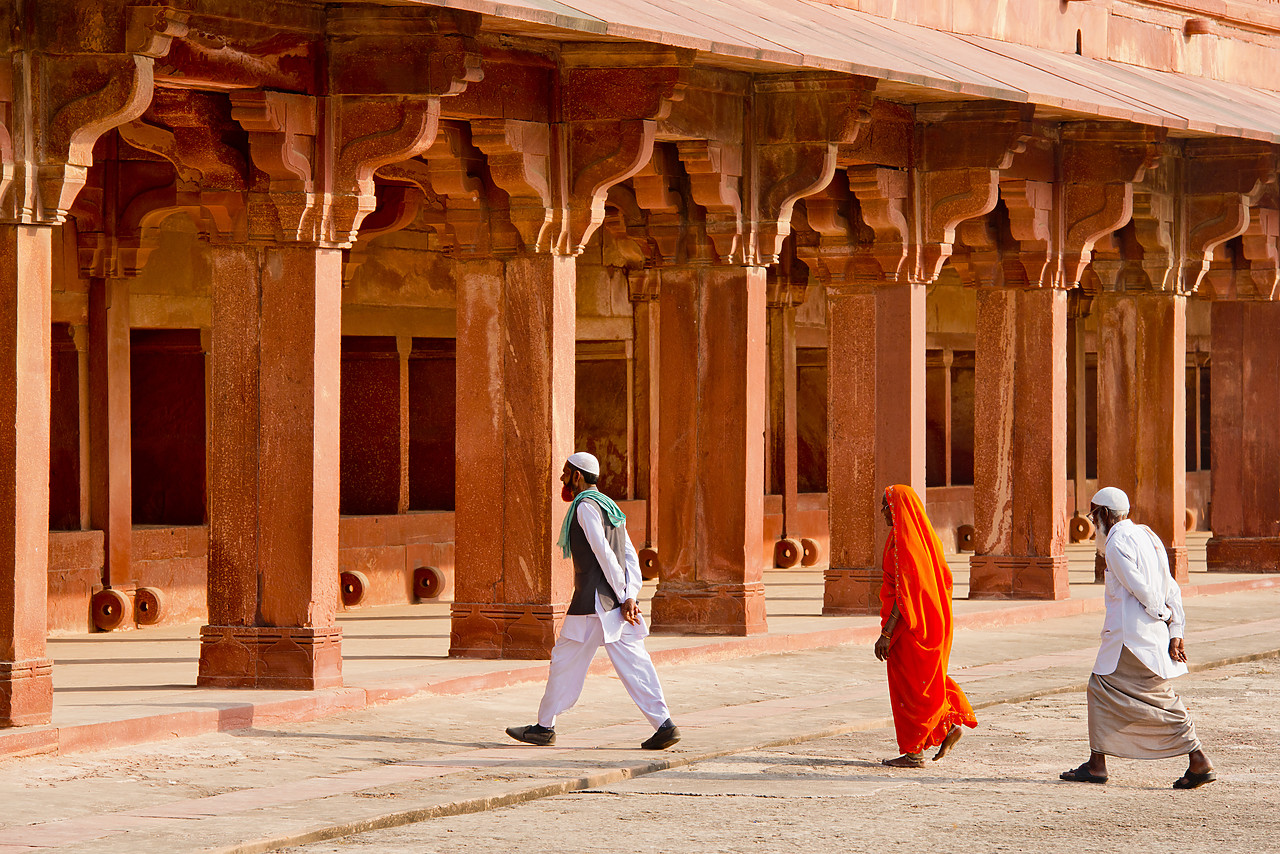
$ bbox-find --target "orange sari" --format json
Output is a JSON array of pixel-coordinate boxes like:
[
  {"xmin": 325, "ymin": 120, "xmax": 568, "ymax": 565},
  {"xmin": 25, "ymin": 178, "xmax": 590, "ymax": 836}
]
[{"xmin": 880, "ymin": 484, "xmax": 977, "ymax": 754}]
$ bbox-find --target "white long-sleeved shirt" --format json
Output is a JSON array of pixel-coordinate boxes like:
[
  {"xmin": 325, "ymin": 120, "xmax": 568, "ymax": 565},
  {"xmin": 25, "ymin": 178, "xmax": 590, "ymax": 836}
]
[
  {"xmin": 1093, "ymin": 519, "xmax": 1187, "ymax": 679},
  {"xmin": 559, "ymin": 500, "xmax": 646, "ymax": 645}
]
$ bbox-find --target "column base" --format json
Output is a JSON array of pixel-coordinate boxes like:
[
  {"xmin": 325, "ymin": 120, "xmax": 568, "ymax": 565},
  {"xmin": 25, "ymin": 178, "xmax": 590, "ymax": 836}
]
[
  {"xmin": 1168, "ymin": 546, "xmax": 1188, "ymax": 584},
  {"xmin": 822, "ymin": 567, "xmax": 881, "ymax": 616},
  {"xmin": 197, "ymin": 626, "xmax": 343, "ymax": 690},
  {"xmin": 969, "ymin": 554, "xmax": 1069, "ymax": 600},
  {"xmin": 448, "ymin": 603, "xmax": 565, "ymax": 660},
  {"xmin": 0, "ymin": 659, "xmax": 54, "ymax": 727},
  {"xmin": 1206, "ymin": 537, "xmax": 1280, "ymax": 573},
  {"xmin": 650, "ymin": 581, "xmax": 767, "ymax": 635}
]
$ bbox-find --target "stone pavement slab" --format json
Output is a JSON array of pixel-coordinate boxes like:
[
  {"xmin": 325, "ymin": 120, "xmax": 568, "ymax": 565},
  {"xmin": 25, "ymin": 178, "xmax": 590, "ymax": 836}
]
[{"xmin": 0, "ymin": 584, "xmax": 1275, "ymax": 854}]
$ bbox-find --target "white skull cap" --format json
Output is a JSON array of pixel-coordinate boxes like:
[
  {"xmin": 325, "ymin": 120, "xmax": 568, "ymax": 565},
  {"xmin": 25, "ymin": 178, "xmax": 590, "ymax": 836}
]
[
  {"xmin": 566, "ymin": 451, "xmax": 600, "ymax": 477},
  {"xmin": 1090, "ymin": 486, "xmax": 1130, "ymax": 514}
]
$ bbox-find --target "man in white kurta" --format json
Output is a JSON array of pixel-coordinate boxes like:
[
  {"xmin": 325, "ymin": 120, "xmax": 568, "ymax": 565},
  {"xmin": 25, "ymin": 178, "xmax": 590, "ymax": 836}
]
[
  {"xmin": 1060, "ymin": 487, "xmax": 1216, "ymax": 789},
  {"xmin": 506, "ymin": 452, "xmax": 679, "ymax": 750}
]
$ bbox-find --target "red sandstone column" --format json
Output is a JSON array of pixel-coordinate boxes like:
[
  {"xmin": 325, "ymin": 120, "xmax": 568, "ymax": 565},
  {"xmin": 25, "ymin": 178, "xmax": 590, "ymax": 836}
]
[
  {"xmin": 1096, "ymin": 291, "xmax": 1188, "ymax": 582},
  {"xmin": 1206, "ymin": 300, "xmax": 1280, "ymax": 572},
  {"xmin": 396, "ymin": 335, "xmax": 412, "ymax": 515},
  {"xmin": 0, "ymin": 224, "xmax": 55, "ymax": 726},
  {"xmin": 72, "ymin": 325, "xmax": 91, "ymax": 530},
  {"xmin": 651, "ymin": 264, "xmax": 768, "ymax": 635},
  {"xmin": 450, "ymin": 253, "xmax": 576, "ymax": 658},
  {"xmin": 823, "ymin": 281, "xmax": 927, "ymax": 614},
  {"xmin": 969, "ymin": 287, "xmax": 1069, "ymax": 599},
  {"xmin": 87, "ymin": 277, "xmax": 133, "ymax": 595},
  {"xmin": 767, "ymin": 299, "xmax": 800, "ymax": 544},
  {"xmin": 631, "ymin": 290, "xmax": 660, "ymax": 553},
  {"xmin": 199, "ymin": 243, "xmax": 343, "ymax": 689}
]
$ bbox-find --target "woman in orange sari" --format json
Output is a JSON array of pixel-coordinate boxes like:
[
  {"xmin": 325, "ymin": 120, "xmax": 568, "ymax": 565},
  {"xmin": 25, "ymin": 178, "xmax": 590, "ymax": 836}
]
[{"xmin": 874, "ymin": 484, "xmax": 977, "ymax": 767}]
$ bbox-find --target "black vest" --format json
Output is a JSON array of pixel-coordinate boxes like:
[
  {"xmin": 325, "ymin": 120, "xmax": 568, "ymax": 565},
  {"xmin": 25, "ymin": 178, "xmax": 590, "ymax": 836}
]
[{"xmin": 567, "ymin": 500, "xmax": 628, "ymax": 615}]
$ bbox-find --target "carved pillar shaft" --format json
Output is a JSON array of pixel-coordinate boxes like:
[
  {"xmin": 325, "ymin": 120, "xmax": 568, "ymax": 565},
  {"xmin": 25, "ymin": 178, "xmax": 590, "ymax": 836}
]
[
  {"xmin": 87, "ymin": 277, "xmax": 133, "ymax": 593},
  {"xmin": 632, "ymin": 297, "xmax": 660, "ymax": 549},
  {"xmin": 651, "ymin": 264, "xmax": 768, "ymax": 635},
  {"xmin": 823, "ymin": 281, "xmax": 927, "ymax": 614},
  {"xmin": 969, "ymin": 287, "xmax": 1069, "ymax": 600},
  {"xmin": 1096, "ymin": 292, "xmax": 1188, "ymax": 582},
  {"xmin": 397, "ymin": 335, "xmax": 412, "ymax": 516},
  {"xmin": 0, "ymin": 223, "xmax": 54, "ymax": 726},
  {"xmin": 767, "ymin": 302, "xmax": 799, "ymax": 532},
  {"xmin": 450, "ymin": 253, "xmax": 576, "ymax": 659},
  {"xmin": 1207, "ymin": 300, "xmax": 1280, "ymax": 572},
  {"xmin": 200, "ymin": 243, "xmax": 343, "ymax": 689},
  {"xmin": 71, "ymin": 325, "xmax": 91, "ymax": 530},
  {"xmin": 1066, "ymin": 313, "xmax": 1090, "ymax": 516}
]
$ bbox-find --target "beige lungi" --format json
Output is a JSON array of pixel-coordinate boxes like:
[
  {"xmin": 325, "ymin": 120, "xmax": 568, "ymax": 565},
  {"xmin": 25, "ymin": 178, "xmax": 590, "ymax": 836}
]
[{"xmin": 1088, "ymin": 646, "xmax": 1201, "ymax": 759}]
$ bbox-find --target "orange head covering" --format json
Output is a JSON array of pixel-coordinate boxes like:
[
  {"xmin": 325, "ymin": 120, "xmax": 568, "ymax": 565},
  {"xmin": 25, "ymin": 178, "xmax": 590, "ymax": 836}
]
[{"xmin": 880, "ymin": 483, "xmax": 953, "ymax": 649}]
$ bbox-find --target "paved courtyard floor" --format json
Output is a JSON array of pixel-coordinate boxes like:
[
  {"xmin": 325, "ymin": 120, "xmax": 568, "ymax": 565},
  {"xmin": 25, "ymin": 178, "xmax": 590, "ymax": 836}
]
[{"xmin": 280, "ymin": 657, "xmax": 1280, "ymax": 854}]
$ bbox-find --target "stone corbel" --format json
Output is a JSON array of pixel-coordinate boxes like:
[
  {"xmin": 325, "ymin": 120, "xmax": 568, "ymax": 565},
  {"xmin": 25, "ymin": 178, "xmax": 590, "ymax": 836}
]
[
  {"xmin": 846, "ymin": 165, "xmax": 909, "ymax": 285},
  {"xmin": 118, "ymin": 89, "xmax": 248, "ymax": 239},
  {"xmin": 557, "ymin": 45, "xmax": 693, "ymax": 256},
  {"xmin": 914, "ymin": 102, "xmax": 1033, "ymax": 282},
  {"xmin": 323, "ymin": 96, "xmax": 443, "ymax": 247},
  {"xmin": 1184, "ymin": 191, "xmax": 1254, "ymax": 295},
  {"xmin": 1129, "ymin": 151, "xmax": 1179, "ymax": 292},
  {"xmin": 1183, "ymin": 142, "xmax": 1277, "ymax": 295},
  {"xmin": 630, "ymin": 145, "xmax": 691, "ymax": 266},
  {"xmin": 1001, "ymin": 179, "xmax": 1056, "ymax": 287},
  {"xmin": 19, "ymin": 6, "xmax": 189, "ymax": 223},
  {"xmin": 600, "ymin": 185, "xmax": 654, "ymax": 271},
  {"xmin": 917, "ymin": 167, "xmax": 1002, "ymax": 281},
  {"xmin": 470, "ymin": 118, "xmax": 553, "ymax": 253},
  {"xmin": 677, "ymin": 139, "xmax": 743, "ymax": 263},
  {"xmin": 749, "ymin": 74, "xmax": 874, "ymax": 267},
  {"xmin": 1060, "ymin": 122, "xmax": 1163, "ymax": 287},
  {"xmin": 230, "ymin": 90, "xmax": 318, "ymax": 242},
  {"xmin": 1241, "ymin": 201, "xmax": 1280, "ymax": 300}
]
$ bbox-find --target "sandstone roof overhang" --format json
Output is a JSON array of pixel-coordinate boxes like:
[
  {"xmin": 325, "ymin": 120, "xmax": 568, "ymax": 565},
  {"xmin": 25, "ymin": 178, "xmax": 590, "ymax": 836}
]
[{"xmin": 407, "ymin": 0, "xmax": 1280, "ymax": 142}]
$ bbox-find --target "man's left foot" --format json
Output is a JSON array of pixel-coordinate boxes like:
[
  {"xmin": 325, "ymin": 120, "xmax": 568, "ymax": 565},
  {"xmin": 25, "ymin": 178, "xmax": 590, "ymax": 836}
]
[
  {"xmin": 933, "ymin": 726, "xmax": 962, "ymax": 761},
  {"xmin": 1173, "ymin": 769, "xmax": 1217, "ymax": 789},
  {"xmin": 641, "ymin": 720, "xmax": 681, "ymax": 750}
]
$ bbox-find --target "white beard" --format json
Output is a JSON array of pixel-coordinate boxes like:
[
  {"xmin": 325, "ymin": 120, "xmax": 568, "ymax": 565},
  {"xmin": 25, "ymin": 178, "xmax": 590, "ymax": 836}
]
[{"xmin": 1095, "ymin": 526, "xmax": 1108, "ymax": 557}]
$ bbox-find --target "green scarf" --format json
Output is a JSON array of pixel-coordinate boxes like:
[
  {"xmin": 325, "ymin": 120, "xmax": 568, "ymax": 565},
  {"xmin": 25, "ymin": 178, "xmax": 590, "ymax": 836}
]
[{"xmin": 558, "ymin": 487, "xmax": 627, "ymax": 558}]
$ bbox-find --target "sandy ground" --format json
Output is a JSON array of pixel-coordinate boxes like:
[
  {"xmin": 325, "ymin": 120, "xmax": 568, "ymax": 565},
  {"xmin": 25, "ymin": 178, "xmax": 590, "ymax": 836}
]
[{"xmin": 278, "ymin": 659, "xmax": 1280, "ymax": 854}]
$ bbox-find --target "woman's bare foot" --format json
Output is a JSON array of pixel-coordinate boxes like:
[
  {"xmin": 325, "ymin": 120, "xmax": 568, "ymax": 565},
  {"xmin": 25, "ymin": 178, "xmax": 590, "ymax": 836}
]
[
  {"xmin": 882, "ymin": 752, "xmax": 925, "ymax": 768},
  {"xmin": 933, "ymin": 726, "xmax": 962, "ymax": 761}
]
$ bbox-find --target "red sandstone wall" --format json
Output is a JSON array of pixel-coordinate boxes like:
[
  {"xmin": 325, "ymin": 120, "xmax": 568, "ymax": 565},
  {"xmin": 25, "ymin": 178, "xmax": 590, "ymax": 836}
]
[
  {"xmin": 338, "ymin": 512, "xmax": 456, "ymax": 608},
  {"xmin": 819, "ymin": 0, "xmax": 1280, "ymax": 91}
]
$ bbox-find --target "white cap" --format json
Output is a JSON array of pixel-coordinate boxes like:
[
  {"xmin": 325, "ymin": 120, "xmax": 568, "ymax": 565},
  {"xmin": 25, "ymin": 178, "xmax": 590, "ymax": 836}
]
[
  {"xmin": 566, "ymin": 451, "xmax": 600, "ymax": 477},
  {"xmin": 1090, "ymin": 486, "xmax": 1130, "ymax": 514}
]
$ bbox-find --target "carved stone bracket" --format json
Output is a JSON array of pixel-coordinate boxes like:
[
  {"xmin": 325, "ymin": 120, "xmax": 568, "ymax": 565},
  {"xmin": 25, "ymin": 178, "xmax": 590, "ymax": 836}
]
[
  {"xmin": 675, "ymin": 139, "xmax": 742, "ymax": 262},
  {"xmin": 914, "ymin": 102, "xmax": 1034, "ymax": 282},
  {"xmin": 1061, "ymin": 122, "xmax": 1164, "ymax": 287},
  {"xmin": 551, "ymin": 45, "xmax": 693, "ymax": 256},
  {"xmin": 471, "ymin": 119, "xmax": 552, "ymax": 252},
  {"xmin": 2, "ymin": 5, "xmax": 188, "ymax": 224},
  {"xmin": 231, "ymin": 91, "xmax": 444, "ymax": 246},
  {"xmin": 1183, "ymin": 141, "xmax": 1277, "ymax": 295},
  {"xmin": 749, "ymin": 74, "xmax": 874, "ymax": 266},
  {"xmin": 1129, "ymin": 149, "xmax": 1179, "ymax": 292},
  {"xmin": 1001, "ymin": 179, "xmax": 1056, "ymax": 287}
]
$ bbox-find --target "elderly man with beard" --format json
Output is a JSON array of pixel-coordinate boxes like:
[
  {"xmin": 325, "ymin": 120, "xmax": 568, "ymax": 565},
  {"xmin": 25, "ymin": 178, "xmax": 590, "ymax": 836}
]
[
  {"xmin": 506, "ymin": 452, "xmax": 680, "ymax": 751},
  {"xmin": 1060, "ymin": 487, "xmax": 1216, "ymax": 789}
]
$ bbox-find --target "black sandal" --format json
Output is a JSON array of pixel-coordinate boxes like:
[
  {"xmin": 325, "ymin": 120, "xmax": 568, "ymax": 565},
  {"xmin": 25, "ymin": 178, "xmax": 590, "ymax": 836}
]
[
  {"xmin": 1173, "ymin": 770, "xmax": 1217, "ymax": 789},
  {"xmin": 1059, "ymin": 762, "xmax": 1108, "ymax": 784}
]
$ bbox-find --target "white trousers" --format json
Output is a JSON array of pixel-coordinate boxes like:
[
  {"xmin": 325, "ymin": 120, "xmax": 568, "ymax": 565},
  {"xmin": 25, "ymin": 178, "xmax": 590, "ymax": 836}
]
[{"xmin": 537, "ymin": 614, "xmax": 671, "ymax": 730}]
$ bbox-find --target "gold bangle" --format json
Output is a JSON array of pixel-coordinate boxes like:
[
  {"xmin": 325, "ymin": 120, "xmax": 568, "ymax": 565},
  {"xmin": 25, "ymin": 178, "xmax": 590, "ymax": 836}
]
[{"xmin": 880, "ymin": 628, "xmax": 892, "ymax": 638}]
